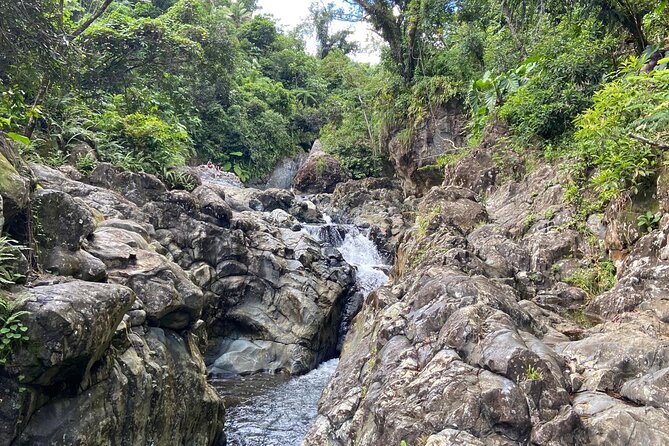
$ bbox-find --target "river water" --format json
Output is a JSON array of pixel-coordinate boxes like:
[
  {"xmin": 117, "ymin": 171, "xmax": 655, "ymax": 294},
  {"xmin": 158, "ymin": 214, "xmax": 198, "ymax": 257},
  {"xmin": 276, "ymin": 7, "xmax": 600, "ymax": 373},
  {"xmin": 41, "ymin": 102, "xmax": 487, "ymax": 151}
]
[{"xmin": 213, "ymin": 217, "xmax": 389, "ymax": 446}]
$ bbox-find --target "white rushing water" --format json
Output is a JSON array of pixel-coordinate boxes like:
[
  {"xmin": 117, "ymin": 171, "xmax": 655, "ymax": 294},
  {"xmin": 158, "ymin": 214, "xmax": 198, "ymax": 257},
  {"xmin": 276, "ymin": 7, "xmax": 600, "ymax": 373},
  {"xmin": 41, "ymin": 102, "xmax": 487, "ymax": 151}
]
[
  {"xmin": 217, "ymin": 217, "xmax": 389, "ymax": 445},
  {"xmin": 304, "ymin": 217, "xmax": 390, "ymax": 297}
]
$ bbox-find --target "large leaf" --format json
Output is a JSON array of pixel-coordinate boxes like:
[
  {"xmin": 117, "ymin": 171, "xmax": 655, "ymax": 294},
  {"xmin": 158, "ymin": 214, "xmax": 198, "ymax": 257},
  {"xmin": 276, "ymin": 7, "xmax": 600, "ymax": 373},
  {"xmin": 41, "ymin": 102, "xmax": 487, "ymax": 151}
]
[{"xmin": 6, "ymin": 132, "xmax": 29, "ymax": 145}]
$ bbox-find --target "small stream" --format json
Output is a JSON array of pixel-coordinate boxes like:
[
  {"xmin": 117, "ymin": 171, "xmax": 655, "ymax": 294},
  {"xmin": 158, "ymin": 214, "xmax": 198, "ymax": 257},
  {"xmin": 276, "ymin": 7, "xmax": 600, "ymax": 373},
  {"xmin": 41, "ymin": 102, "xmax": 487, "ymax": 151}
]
[
  {"xmin": 213, "ymin": 216, "xmax": 389, "ymax": 446},
  {"xmin": 214, "ymin": 359, "xmax": 339, "ymax": 446}
]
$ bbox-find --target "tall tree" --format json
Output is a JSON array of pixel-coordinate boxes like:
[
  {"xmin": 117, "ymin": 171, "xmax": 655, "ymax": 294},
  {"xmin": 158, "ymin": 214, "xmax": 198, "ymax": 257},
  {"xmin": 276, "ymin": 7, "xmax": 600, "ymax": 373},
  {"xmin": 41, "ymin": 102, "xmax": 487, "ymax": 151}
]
[
  {"xmin": 343, "ymin": 0, "xmax": 455, "ymax": 84},
  {"xmin": 309, "ymin": 2, "xmax": 358, "ymax": 59}
]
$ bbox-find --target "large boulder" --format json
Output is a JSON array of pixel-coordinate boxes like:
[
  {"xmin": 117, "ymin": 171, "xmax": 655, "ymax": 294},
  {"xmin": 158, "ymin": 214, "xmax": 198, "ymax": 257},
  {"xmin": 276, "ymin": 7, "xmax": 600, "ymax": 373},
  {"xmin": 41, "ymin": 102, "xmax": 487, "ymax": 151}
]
[
  {"xmin": 293, "ymin": 141, "xmax": 350, "ymax": 194},
  {"xmin": 265, "ymin": 151, "xmax": 309, "ymax": 189},
  {"xmin": 202, "ymin": 222, "xmax": 355, "ymax": 376},
  {"xmin": 32, "ymin": 189, "xmax": 97, "ymax": 251},
  {"xmin": 387, "ymin": 100, "xmax": 466, "ymax": 196},
  {"xmin": 0, "ymin": 150, "xmax": 30, "ymax": 219},
  {"xmin": 3, "ymin": 281, "xmax": 224, "ymax": 445},
  {"xmin": 9, "ymin": 281, "xmax": 134, "ymax": 386}
]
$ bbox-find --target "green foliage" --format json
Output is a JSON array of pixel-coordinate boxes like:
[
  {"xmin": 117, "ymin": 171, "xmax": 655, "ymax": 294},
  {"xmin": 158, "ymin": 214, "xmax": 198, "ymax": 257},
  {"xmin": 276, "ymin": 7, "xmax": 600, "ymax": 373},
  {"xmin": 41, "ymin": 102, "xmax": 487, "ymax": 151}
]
[
  {"xmin": 415, "ymin": 206, "xmax": 442, "ymax": 237},
  {"xmin": 468, "ymin": 62, "xmax": 537, "ymax": 136},
  {"xmin": 524, "ymin": 365, "xmax": 543, "ymax": 380},
  {"xmin": 499, "ymin": 17, "xmax": 616, "ymax": 141},
  {"xmin": 160, "ymin": 168, "xmax": 197, "ymax": 191},
  {"xmin": 75, "ymin": 154, "xmax": 98, "ymax": 175},
  {"xmin": 0, "ymin": 236, "xmax": 25, "ymax": 286},
  {"xmin": 637, "ymin": 211, "xmax": 661, "ymax": 233},
  {"xmin": 564, "ymin": 67, "xmax": 669, "ymax": 211},
  {"xmin": 0, "ymin": 293, "xmax": 30, "ymax": 366},
  {"xmin": 564, "ymin": 260, "xmax": 616, "ymax": 298},
  {"xmin": 114, "ymin": 112, "xmax": 192, "ymax": 173}
]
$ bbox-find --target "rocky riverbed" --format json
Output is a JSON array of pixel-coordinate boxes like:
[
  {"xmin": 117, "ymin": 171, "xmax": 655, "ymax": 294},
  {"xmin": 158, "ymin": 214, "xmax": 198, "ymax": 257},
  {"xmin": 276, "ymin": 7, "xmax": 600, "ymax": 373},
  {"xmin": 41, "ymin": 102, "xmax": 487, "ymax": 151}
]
[
  {"xmin": 4, "ymin": 132, "xmax": 669, "ymax": 446},
  {"xmin": 304, "ymin": 152, "xmax": 669, "ymax": 445},
  {"xmin": 0, "ymin": 135, "xmax": 396, "ymax": 444}
]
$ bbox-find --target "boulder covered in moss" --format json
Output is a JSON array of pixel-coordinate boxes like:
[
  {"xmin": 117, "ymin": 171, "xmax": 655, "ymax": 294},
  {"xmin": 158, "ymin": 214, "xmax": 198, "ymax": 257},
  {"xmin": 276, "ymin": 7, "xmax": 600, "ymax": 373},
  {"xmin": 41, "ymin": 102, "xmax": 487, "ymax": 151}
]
[
  {"xmin": 293, "ymin": 140, "xmax": 350, "ymax": 194},
  {"xmin": 0, "ymin": 150, "xmax": 30, "ymax": 220}
]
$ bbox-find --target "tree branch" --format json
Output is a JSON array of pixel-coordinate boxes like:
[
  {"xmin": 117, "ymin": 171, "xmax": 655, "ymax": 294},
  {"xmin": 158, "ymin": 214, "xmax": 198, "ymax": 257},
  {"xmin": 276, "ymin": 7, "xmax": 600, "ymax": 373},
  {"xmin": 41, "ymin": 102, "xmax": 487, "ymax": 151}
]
[
  {"xmin": 71, "ymin": 0, "xmax": 114, "ymax": 39},
  {"xmin": 630, "ymin": 134, "xmax": 669, "ymax": 149}
]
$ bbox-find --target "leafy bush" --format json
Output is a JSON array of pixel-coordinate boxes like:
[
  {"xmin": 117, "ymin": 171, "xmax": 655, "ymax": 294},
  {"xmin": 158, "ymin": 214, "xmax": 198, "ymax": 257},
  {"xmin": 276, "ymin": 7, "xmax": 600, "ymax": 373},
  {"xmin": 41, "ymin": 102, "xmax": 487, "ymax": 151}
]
[
  {"xmin": 111, "ymin": 112, "xmax": 193, "ymax": 174},
  {"xmin": 0, "ymin": 235, "xmax": 29, "ymax": 366},
  {"xmin": 564, "ymin": 260, "xmax": 616, "ymax": 298},
  {"xmin": 499, "ymin": 18, "xmax": 616, "ymax": 141},
  {"xmin": 0, "ymin": 236, "xmax": 25, "ymax": 286},
  {"xmin": 566, "ymin": 67, "xmax": 669, "ymax": 209},
  {"xmin": 320, "ymin": 117, "xmax": 385, "ymax": 179},
  {"xmin": 160, "ymin": 168, "xmax": 197, "ymax": 191},
  {"xmin": 637, "ymin": 211, "xmax": 661, "ymax": 233},
  {"xmin": 75, "ymin": 154, "xmax": 98, "ymax": 175}
]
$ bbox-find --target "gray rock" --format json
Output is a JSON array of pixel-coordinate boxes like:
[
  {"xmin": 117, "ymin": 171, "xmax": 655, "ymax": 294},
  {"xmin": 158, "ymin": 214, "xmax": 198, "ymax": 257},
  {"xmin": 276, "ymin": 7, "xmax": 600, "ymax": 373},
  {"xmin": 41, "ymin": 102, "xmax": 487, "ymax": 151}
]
[
  {"xmin": 0, "ymin": 148, "xmax": 30, "ymax": 219},
  {"xmin": 294, "ymin": 141, "xmax": 350, "ymax": 194},
  {"xmin": 9, "ymin": 281, "xmax": 134, "ymax": 386},
  {"xmin": 32, "ymin": 189, "xmax": 96, "ymax": 251},
  {"xmin": 387, "ymin": 100, "xmax": 466, "ymax": 196},
  {"xmin": 13, "ymin": 328, "xmax": 224, "ymax": 445},
  {"xmin": 209, "ymin": 339, "xmax": 312, "ymax": 376},
  {"xmin": 192, "ymin": 185, "xmax": 232, "ymax": 227},
  {"xmin": 265, "ymin": 152, "xmax": 309, "ymax": 189},
  {"xmin": 573, "ymin": 392, "xmax": 669, "ymax": 445},
  {"xmin": 42, "ymin": 246, "xmax": 107, "ymax": 281}
]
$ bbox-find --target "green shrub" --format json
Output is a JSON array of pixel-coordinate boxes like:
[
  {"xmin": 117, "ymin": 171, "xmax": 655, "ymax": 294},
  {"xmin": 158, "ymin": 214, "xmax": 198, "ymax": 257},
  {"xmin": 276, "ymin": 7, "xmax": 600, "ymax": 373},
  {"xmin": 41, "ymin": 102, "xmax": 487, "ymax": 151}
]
[
  {"xmin": 566, "ymin": 67, "xmax": 669, "ymax": 210},
  {"xmin": 160, "ymin": 168, "xmax": 197, "ymax": 191},
  {"xmin": 0, "ymin": 294, "xmax": 30, "ymax": 366},
  {"xmin": 116, "ymin": 112, "xmax": 193, "ymax": 173},
  {"xmin": 638, "ymin": 211, "xmax": 661, "ymax": 233},
  {"xmin": 0, "ymin": 236, "xmax": 29, "ymax": 366},
  {"xmin": 320, "ymin": 119, "xmax": 385, "ymax": 179},
  {"xmin": 75, "ymin": 154, "xmax": 98, "ymax": 175},
  {"xmin": 564, "ymin": 260, "xmax": 616, "ymax": 298},
  {"xmin": 499, "ymin": 18, "xmax": 616, "ymax": 141}
]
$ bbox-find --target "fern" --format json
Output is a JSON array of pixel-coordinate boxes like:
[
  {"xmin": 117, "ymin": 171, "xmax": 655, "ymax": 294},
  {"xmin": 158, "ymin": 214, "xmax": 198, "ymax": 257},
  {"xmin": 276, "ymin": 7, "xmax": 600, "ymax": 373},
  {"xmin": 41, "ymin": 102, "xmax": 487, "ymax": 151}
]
[
  {"xmin": 0, "ymin": 293, "xmax": 30, "ymax": 365},
  {"xmin": 0, "ymin": 236, "xmax": 24, "ymax": 286}
]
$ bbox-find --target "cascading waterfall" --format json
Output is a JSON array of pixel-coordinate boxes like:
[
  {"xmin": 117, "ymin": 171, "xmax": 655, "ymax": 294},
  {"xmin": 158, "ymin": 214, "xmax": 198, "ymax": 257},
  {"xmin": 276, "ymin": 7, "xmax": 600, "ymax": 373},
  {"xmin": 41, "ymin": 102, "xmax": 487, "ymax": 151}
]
[{"xmin": 216, "ymin": 215, "xmax": 389, "ymax": 446}]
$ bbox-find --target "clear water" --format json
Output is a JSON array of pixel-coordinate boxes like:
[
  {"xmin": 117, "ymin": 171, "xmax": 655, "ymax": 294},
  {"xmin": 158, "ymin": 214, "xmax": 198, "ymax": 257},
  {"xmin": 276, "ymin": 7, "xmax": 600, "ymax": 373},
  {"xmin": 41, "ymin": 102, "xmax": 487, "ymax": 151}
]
[
  {"xmin": 215, "ymin": 217, "xmax": 389, "ymax": 445},
  {"xmin": 214, "ymin": 359, "xmax": 339, "ymax": 446}
]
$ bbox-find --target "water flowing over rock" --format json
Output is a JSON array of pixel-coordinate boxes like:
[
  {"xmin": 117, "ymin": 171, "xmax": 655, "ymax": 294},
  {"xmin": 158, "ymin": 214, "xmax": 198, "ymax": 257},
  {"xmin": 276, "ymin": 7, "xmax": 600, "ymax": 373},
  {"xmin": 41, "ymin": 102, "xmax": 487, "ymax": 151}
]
[
  {"xmin": 216, "ymin": 210, "xmax": 390, "ymax": 445},
  {"xmin": 0, "ymin": 161, "xmax": 371, "ymax": 445}
]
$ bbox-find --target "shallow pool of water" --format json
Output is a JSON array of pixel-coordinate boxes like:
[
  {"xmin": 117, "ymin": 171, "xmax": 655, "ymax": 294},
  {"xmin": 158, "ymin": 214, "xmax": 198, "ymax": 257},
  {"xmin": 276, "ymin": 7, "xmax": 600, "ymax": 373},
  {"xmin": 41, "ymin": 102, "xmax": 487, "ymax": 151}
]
[{"xmin": 212, "ymin": 359, "xmax": 339, "ymax": 446}]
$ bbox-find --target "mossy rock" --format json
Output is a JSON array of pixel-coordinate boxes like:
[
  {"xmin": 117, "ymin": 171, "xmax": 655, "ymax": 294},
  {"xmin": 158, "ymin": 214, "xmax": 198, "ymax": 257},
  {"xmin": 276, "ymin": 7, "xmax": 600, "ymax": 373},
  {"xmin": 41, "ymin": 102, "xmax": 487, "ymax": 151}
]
[{"xmin": 0, "ymin": 151, "xmax": 30, "ymax": 219}]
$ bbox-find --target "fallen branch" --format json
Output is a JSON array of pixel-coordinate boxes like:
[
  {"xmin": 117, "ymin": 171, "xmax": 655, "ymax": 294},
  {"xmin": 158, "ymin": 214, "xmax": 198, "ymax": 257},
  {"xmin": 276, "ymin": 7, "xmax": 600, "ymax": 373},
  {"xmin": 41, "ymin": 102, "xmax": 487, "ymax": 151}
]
[{"xmin": 630, "ymin": 134, "xmax": 669, "ymax": 149}]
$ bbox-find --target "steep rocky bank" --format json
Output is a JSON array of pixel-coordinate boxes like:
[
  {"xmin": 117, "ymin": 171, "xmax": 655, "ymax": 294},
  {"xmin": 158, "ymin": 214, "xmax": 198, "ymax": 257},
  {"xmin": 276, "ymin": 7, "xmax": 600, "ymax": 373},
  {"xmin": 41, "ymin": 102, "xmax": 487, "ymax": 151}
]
[{"xmin": 304, "ymin": 147, "xmax": 669, "ymax": 444}]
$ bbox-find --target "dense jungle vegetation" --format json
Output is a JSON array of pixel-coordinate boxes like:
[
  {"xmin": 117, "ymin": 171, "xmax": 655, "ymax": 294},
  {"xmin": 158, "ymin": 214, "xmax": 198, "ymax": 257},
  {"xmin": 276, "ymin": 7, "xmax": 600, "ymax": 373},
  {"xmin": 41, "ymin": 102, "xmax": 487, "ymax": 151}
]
[{"xmin": 1, "ymin": 0, "xmax": 668, "ymax": 204}]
